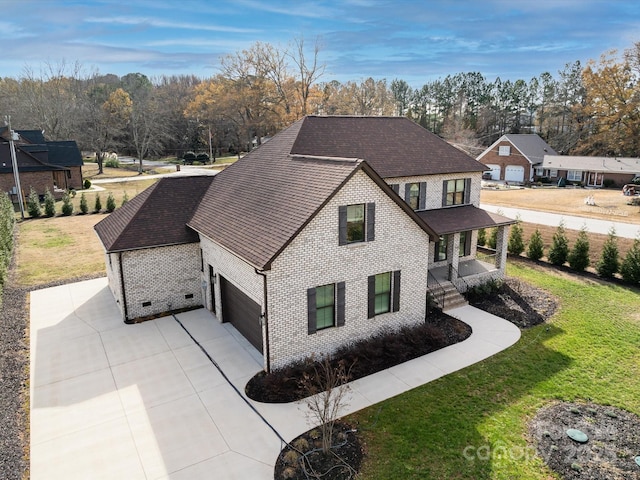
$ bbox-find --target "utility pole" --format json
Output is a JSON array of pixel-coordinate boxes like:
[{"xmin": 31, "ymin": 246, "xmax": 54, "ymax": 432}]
[{"xmin": 5, "ymin": 116, "xmax": 24, "ymax": 219}]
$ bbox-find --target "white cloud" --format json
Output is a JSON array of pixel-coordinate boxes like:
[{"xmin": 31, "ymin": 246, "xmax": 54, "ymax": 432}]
[{"xmin": 84, "ymin": 15, "xmax": 260, "ymax": 34}]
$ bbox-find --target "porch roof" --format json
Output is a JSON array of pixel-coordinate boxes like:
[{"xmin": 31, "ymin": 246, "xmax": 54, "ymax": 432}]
[{"xmin": 417, "ymin": 205, "xmax": 516, "ymax": 236}]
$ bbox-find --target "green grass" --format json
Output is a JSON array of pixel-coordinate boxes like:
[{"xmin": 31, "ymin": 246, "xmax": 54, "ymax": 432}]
[{"xmin": 352, "ymin": 262, "xmax": 640, "ymax": 479}]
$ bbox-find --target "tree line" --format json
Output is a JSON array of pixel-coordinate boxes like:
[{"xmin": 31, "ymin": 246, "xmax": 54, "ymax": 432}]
[{"xmin": 1, "ymin": 39, "xmax": 639, "ymax": 173}]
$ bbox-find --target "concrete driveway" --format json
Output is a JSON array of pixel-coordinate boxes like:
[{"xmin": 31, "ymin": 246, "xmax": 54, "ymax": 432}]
[{"xmin": 30, "ymin": 277, "xmax": 521, "ymax": 479}]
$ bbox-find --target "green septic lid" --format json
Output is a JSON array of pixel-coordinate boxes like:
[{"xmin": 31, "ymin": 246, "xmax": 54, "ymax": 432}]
[
  {"xmin": 635, "ymin": 456, "xmax": 640, "ymax": 467},
  {"xmin": 566, "ymin": 429, "xmax": 588, "ymax": 443}
]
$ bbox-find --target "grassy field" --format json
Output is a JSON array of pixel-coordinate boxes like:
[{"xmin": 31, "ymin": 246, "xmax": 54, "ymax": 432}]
[
  {"xmin": 352, "ymin": 260, "xmax": 640, "ymax": 479},
  {"xmin": 481, "ymin": 186, "xmax": 640, "ymax": 223}
]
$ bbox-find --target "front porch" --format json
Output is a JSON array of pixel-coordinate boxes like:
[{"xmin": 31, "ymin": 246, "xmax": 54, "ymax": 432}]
[{"xmin": 428, "ymin": 254, "xmax": 500, "ymax": 286}]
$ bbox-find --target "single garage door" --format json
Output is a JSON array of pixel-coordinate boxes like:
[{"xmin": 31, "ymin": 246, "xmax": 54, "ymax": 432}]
[
  {"xmin": 485, "ymin": 164, "xmax": 501, "ymax": 180},
  {"xmin": 220, "ymin": 276, "xmax": 263, "ymax": 353},
  {"xmin": 505, "ymin": 165, "xmax": 525, "ymax": 183}
]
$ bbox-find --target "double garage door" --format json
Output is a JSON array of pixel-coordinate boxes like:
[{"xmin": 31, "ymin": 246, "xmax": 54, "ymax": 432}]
[
  {"xmin": 485, "ymin": 164, "xmax": 525, "ymax": 182},
  {"xmin": 219, "ymin": 276, "xmax": 263, "ymax": 353}
]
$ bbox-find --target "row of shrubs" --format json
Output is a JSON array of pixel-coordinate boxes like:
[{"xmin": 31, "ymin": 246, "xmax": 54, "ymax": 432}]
[
  {"xmin": 478, "ymin": 220, "xmax": 640, "ymax": 284},
  {"xmin": 0, "ymin": 193, "xmax": 15, "ymax": 289},
  {"xmin": 26, "ymin": 187, "xmax": 128, "ymax": 218}
]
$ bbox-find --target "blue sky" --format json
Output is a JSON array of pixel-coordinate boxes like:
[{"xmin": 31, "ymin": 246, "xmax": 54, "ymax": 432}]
[{"xmin": 1, "ymin": 0, "xmax": 639, "ymax": 86}]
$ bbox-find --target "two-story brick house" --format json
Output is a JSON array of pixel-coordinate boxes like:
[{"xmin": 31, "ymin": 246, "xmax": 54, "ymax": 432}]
[{"xmin": 95, "ymin": 116, "xmax": 514, "ymax": 371}]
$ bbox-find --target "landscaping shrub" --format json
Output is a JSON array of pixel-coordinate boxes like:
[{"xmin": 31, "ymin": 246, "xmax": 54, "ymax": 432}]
[
  {"xmin": 43, "ymin": 188, "xmax": 55, "ymax": 217},
  {"xmin": 477, "ymin": 227, "xmax": 486, "ymax": 246},
  {"xmin": 568, "ymin": 226, "xmax": 590, "ymax": 271},
  {"xmin": 487, "ymin": 227, "xmax": 498, "ymax": 249},
  {"xmin": 508, "ymin": 216, "xmax": 525, "ymax": 255},
  {"xmin": 596, "ymin": 228, "xmax": 619, "ymax": 278},
  {"xmin": 0, "ymin": 192, "xmax": 15, "ymax": 288},
  {"xmin": 83, "ymin": 178, "xmax": 91, "ymax": 189},
  {"xmin": 620, "ymin": 238, "xmax": 640, "ymax": 284},
  {"xmin": 79, "ymin": 192, "xmax": 88, "ymax": 214},
  {"xmin": 602, "ymin": 178, "xmax": 616, "ymax": 188},
  {"xmin": 104, "ymin": 157, "xmax": 120, "ymax": 168},
  {"xmin": 527, "ymin": 229, "xmax": 545, "ymax": 261},
  {"xmin": 466, "ymin": 278, "xmax": 504, "ymax": 302},
  {"xmin": 26, "ymin": 188, "xmax": 41, "ymax": 218},
  {"xmin": 105, "ymin": 192, "xmax": 116, "ymax": 213},
  {"xmin": 94, "ymin": 193, "xmax": 102, "ymax": 213},
  {"xmin": 61, "ymin": 191, "xmax": 74, "ymax": 216},
  {"xmin": 548, "ymin": 221, "xmax": 569, "ymax": 266},
  {"xmin": 121, "ymin": 191, "xmax": 129, "ymax": 207}
]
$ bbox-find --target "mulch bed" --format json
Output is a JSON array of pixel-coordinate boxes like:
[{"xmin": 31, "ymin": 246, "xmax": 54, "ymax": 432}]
[
  {"xmin": 530, "ymin": 401, "xmax": 640, "ymax": 479},
  {"xmin": 247, "ymin": 312, "xmax": 472, "ymax": 404},
  {"xmin": 274, "ymin": 421, "xmax": 363, "ymax": 480}
]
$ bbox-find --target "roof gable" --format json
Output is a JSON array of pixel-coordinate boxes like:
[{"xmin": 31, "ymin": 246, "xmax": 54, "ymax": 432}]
[
  {"xmin": 94, "ymin": 176, "xmax": 215, "ymax": 252},
  {"xmin": 291, "ymin": 116, "xmax": 487, "ymax": 178},
  {"xmin": 478, "ymin": 134, "xmax": 557, "ymax": 165}
]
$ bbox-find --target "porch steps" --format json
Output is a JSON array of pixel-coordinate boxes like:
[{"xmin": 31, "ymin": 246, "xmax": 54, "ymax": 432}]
[{"xmin": 436, "ymin": 281, "xmax": 468, "ymax": 311}]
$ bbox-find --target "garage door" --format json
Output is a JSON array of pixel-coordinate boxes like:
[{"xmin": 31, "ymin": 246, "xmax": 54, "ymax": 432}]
[
  {"xmin": 505, "ymin": 165, "xmax": 525, "ymax": 182},
  {"xmin": 485, "ymin": 164, "xmax": 501, "ymax": 180},
  {"xmin": 220, "ymin": 276, "xmax": 263, "ymax": 353}
]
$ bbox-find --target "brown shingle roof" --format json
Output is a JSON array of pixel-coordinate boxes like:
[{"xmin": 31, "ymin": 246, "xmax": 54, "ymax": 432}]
[
  {"xmin": 188, "ymin": 118, "xmax": 368, "ymax": 269},
  {"xmin": 290, "ymin": 116, "xmax": 487, "ymax": 178},
  {"xmin": 94, "ymin": 176, "xmax": 215, "ymax": 252},
  {"xmin": 417, "ymin": 205, "xmax": 515, "ymax": 236}
]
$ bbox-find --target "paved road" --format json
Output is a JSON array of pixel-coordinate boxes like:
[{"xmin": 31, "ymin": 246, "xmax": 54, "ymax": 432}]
[{"xmin": 482, "ymin": 204, "xmax": 640, "ymax": 239}]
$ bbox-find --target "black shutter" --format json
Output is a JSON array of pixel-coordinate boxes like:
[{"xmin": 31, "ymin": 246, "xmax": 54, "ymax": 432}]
[
  {"xmin": 367, "ymin": 275, "xmax": 376, "ymax": 319},
  {"xmin": 338, "ymin": 205, "xmax": 347, "ymax": 245},
  {"xmin": 418, "ymin": 182, "xmax": 426, "ymax": 210},
  {"xmin": 404, "ymin": 183, "xmax": 411, "ymax": 203},
  {"xmin": 366, "ymin": 202, "xmax": 375, "ymax": 242},
  {"xmin": 442, "ymin": 180, "xmax": 448, "ymax": 206},
  {"xmin": 336, "ymin": 282, "xmax": 345, "ymax": 327},
  {"xmin": 391, "ymin": 183, "xmax": 399, "ymax": 194},
  {"xmin": 307, "ymin": 288, "xmax": 317, "ymax": 334},
  {"xmin": 464, "ymin": 178, "xmax": 471, "ymax": 204},
  {"xmin": 392, "ymin": 270, "xmax": 401, "ymax": 312}
]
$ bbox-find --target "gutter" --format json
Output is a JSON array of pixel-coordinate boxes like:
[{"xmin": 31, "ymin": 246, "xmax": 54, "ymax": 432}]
[{"xmin": 255, "ymin": 268, "xmax": 270, "ymax": 372}]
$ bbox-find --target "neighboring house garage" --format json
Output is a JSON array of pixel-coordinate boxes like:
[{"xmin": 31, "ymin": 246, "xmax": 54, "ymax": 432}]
[
  {"xmin": 219, "ymin": 276, "xmax": 263, "ymax": 353},
  {"xmin": 505, "ymin": 165, "xmax": 525, "ymax": 182},
  {"xmin": 485, "ymin": 164, "xmax": 501, "ymax": 180}
]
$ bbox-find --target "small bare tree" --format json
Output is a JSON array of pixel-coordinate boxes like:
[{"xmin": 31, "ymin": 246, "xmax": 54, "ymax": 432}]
[{"xmin": 300, "ymin": 356, "xmax": 353, "ymax": 454}]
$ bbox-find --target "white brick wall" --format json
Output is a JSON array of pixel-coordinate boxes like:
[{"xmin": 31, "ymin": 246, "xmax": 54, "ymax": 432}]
[
  {"xmin": 119, "ymin": 243, "xmax": 203, "ymax": 321},
  {"xmin": 266, "ymin": 169, "xmax": 431, "ymax": 370},
  {"xmin": 386, "ymin": 172, "xmax": 482, "ymax": 210}
]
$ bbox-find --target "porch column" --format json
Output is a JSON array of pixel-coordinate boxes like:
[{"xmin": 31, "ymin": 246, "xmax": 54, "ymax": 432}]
[
  {"xmin": 495, "ymin": 225, "xmax": 509, "ymax": 272},
  {"xmin": 448, "ymin": 233, "xmax": 461, "ymax": 280}
]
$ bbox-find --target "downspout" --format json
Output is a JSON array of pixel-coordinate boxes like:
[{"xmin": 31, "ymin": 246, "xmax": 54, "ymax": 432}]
[
  {"xmin": 255, "ymin": 268, "xmax": 270, "ymax": 372},
  {"xmin": 118, "ymin": 252, "xmax": 130, "ymax": 323}
]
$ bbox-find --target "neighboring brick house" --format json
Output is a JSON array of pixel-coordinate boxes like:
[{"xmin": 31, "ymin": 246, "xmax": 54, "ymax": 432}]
[
  {"xmin": 0, "ymin": 128, "xmax": 84, "ymax": 201},
  {"xmin": 540, "ymin": 155, "xmax": 640, "ymax": 187},
  {"xmin": 95, "ymin": 116, "xmax": 515, "ymax": 371},
  {"xmin": 477, "ymin": 134, "xmax": 557, "ymax": 184}
]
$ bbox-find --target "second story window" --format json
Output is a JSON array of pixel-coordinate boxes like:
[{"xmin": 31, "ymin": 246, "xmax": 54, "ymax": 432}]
[
  {"xmin": 405, "ymin": 182, "xmax": 426, "ymax": 210},
  {"xmin": 443, "ymin": 179, "xmax": 470, "ymax": 206},
  {"xmin": 339, "ymin": 203, "xmax": 375, "ymax": 245}
]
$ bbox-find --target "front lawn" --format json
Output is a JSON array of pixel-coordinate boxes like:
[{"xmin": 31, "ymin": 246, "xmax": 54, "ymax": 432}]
[{"xmin": 352, "ymin": 260, "xmax": 640, "ymax": 479}]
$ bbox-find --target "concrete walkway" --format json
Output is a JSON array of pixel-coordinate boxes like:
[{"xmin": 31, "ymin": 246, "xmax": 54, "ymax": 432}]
[{"xmin": 30, "ymin": 278, "xmax": 520, "ymax": 479}]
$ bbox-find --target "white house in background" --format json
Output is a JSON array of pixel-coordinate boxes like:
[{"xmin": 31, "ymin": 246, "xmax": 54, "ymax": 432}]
[
  {"xmin": 540, "ymin": 155, "xmax": 640, "ymax": 187},
  {"xmin": 477, "ymin": 134, "xmax": 558, "ymax": 183},
  {"xmin": 95, "ymin": 116, "xmax": 515, "ymax": 372}
]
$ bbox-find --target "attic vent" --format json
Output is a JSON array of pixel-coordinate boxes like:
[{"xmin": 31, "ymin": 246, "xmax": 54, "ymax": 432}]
[
  {"xmin": 185, "ymin": 293, "xmax": 194, "ymax": 299},
  {"xmin": 291, "ymin": 154, "xmax": 360, "ymax": 163},
  {"xmin": 142, "ymin": 301, "xmax": 151, "ymax": 307}
]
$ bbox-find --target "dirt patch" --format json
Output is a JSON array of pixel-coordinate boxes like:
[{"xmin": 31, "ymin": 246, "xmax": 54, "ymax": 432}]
[
  {"xmin": 274, "ymin": 422, "xmax": 363, "ymax": 480},
  {"xmin": 530, "ymin": 401, "xmax": 640, "ymax": 479}
]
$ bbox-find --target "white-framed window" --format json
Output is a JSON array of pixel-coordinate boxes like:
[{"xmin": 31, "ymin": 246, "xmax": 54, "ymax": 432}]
[
  {"xmin": 548, "ymin": 169, "xmax": 558, "ymax": 178},
  {"xmin": 498, "ymin": 145, "xmax": 511, "ymax": 156},
  {"xmin": 535, "ymin": 167, "xmax": 544, "ymax": 176},
  {"xmin": 567, "ymin": 170, "xmax": 582, "ymax": 182}
]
